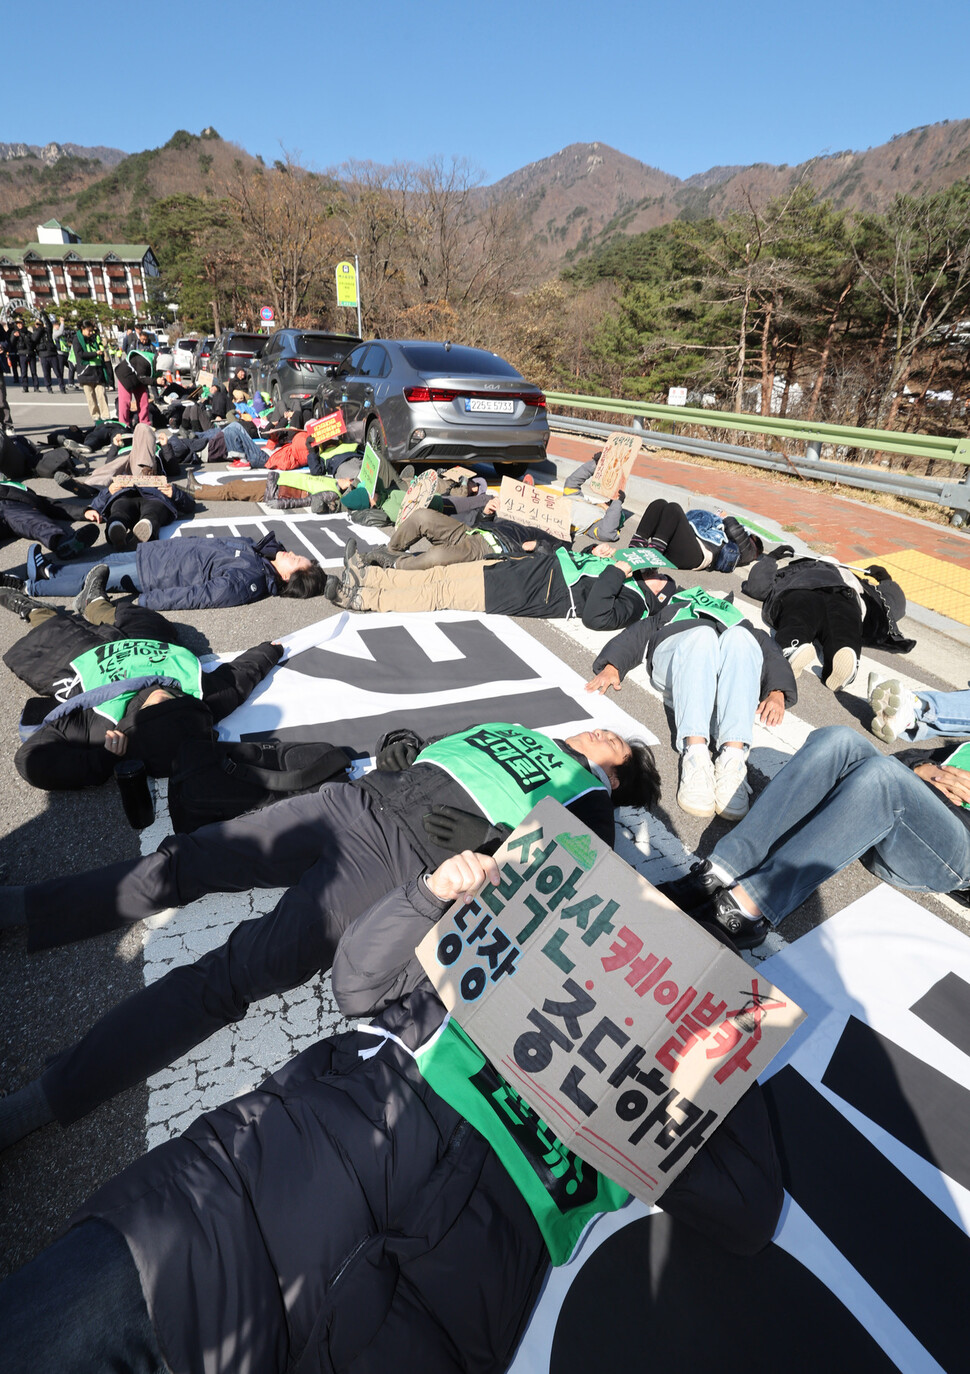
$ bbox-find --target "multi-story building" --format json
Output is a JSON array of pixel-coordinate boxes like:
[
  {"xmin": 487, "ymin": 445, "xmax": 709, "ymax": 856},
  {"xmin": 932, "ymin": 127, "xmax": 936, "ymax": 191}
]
[{"xmin": 0, "ymin": 220, "xmax": 159, "ymax": 317}]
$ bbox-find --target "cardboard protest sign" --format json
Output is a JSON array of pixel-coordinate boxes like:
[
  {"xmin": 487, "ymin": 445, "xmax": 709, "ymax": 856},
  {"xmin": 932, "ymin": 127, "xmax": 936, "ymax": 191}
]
[
  {"xmin": 108, "ymin": 475, "xmax": 173, "ymax": 494},
  {"xmin": 395, "ymin": 469, "xmax": 439, "ymax": 526},
  {"xmin": 612, "ymin": 546, "xmax": 675, "ymax": 570},
  {"xmin": 417, "ymin": 797, "xmax": 804, "ymax": 1202},
  {"xmin": 498, "ymin": 477, "xmax": 573, "ymax": 542},
  {"xmin": 581, "ymin": 432, "xmax": 642, "ymax": 503},
  {"xmin": 306, "ymin": 410, "xmax": 348, "ymax": 446},
  {"xmin": 359, "ymin": 442, "xmax": 382, "ymax": 500},
  {"xmin": 443, "ymin": 465, "xmax": 477, "ymax": 481},
  {"xmin": 196, "ymin": 370, "xmax": 213, "ymax": 388}
]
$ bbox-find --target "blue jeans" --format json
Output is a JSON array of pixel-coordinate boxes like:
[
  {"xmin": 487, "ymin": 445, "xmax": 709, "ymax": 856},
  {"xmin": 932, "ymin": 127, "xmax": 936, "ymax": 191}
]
[
  {"xmin": 650, "ymin": 624, "xmax": 761, "ymax": 751},
  {"xmin": 217, "ymin": 421, "xmax": 265, "ymax": 467},
  {"xmin": 28, "ymin": 552, "xmax": 141, "ymax": 598},
  {"xmin": 905, "ymin": 686, "xmax": 970, "ymax": 741},
  {"xmin": 711, "ymin": 726, "xmax": 970, "ymax": 926},
  {"xmin": 0, "ymin": 1218, "xmax": 167, "ymax": 1373}
]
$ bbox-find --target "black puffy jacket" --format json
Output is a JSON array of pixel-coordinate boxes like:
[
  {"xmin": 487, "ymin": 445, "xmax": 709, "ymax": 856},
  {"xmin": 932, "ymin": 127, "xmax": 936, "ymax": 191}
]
[
  {"xmin": 72, "ymin": 973, "xmax": 781, "ymax": 1374},
  {"xmin": 4, "ymin": 604, "xmax": 282, "ymax": 788}
]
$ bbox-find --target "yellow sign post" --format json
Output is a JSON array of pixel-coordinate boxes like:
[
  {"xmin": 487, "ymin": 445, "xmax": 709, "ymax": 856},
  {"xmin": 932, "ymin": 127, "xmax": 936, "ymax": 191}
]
[{"xmin": 335, "ymin": 258, "xmax": 362, "ymax": 336}]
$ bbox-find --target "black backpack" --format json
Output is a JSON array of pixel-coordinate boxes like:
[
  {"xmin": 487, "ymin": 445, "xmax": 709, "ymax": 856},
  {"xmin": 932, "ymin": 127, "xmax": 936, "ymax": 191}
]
[{"xmin": 166, "ymin": 738, "xmax": 352, "ymax": 833}]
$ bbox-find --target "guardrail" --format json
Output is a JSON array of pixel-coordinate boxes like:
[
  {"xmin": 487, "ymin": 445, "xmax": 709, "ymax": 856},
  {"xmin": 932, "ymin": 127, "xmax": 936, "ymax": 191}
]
[{"xmin": 545, "ymin": 392, "xmax": 970, "ymax": 526}]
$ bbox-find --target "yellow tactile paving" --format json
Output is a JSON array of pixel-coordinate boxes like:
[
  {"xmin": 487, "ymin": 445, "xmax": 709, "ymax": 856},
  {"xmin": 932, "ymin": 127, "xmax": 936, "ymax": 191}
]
[{"xmin": 870, "ymin": 550, "xmax": 970, "ymax": 627}]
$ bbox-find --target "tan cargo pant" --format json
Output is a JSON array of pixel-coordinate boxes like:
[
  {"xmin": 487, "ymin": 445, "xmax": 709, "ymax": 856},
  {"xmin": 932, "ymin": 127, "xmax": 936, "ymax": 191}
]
[{"xmin": 351, "ymin": 560, "xmax": 489, "ymax": 614}]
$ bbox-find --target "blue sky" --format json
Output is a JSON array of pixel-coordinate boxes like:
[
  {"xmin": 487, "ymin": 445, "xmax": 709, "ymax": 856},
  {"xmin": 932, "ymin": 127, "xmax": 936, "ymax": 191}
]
[{"xmin": 8, "ymin": 0, "xmax": 969, "ymax": 183}]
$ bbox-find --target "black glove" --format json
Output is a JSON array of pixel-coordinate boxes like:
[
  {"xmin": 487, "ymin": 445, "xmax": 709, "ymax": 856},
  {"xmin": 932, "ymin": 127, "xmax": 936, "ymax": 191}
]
[
  {"xmin": 768, "ymin": 543, "xmax": 795, "ymax": 560},
  {"xmin": 864, "ymin": 564, "xmax": 891, "ymax": 582},
  {"xmin": 377, "ymin": 738, "xmax": 419, "ymax": 772},
  {"xmin": 422, "ymin": 805, "xmax": 510, "ymax": 853}
]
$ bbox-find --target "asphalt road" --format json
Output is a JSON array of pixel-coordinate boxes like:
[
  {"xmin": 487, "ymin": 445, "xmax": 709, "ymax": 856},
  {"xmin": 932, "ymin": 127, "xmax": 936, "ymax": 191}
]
[{"xmin": 2, "ymin": 392, "xmax": 969, "ymax": 1277}]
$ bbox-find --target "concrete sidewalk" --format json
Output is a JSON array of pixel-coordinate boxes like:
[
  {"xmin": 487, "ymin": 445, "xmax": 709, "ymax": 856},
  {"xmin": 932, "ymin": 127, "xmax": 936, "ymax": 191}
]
[{"xmin": 548, "ymin": 434, "xmax": 970, "ymax": 630}]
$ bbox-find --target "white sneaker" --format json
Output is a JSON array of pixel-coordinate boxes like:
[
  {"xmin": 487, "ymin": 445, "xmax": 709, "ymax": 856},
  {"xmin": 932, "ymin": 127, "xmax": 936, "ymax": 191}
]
[
  {"xmin": 714, "ymin": 748, "xmax": 751, "ymax": 821},
  {"xmin": 869, "ymin": 677, "xmax": 920, "ymax": 742},
  {"xmin": 782, "ymin": 641, "xmax": 819, "ymax": 678},
  {"xmin": 825, "ymin": 647, "xmax": 859, "ymax": 691},
  {"xmin": 677, "ymin": 748, "xmax": 716, "ymax": 818}
]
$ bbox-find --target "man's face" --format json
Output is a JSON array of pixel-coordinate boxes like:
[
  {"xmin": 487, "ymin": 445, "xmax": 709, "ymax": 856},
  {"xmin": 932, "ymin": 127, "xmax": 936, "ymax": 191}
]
[{"xmin": 567, "ymin": 728, "xmax": 631, "ymax": 775}]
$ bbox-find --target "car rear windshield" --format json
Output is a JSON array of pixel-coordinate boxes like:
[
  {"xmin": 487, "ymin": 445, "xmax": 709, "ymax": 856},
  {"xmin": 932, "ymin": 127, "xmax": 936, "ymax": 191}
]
[
  {"xmin": 400, "ymin": 344, "xmax": 522, "ymax": 378},
  {"xmin": 228, "ymin": 334, "xmax": 264, "ymax": 349},
  {"xmin": 292, "ymin": 333, "xmax": 358, "ymax": 357},
  {"xmin": 177, "ymin": 340, "xmax": 197, "ymax": 351}
]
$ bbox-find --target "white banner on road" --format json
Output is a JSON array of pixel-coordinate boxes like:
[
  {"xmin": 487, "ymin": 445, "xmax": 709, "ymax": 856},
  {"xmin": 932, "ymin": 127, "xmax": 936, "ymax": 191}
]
[{"xmin": 161, "ymin": 512, "xmax": 388, "ymax": 569}]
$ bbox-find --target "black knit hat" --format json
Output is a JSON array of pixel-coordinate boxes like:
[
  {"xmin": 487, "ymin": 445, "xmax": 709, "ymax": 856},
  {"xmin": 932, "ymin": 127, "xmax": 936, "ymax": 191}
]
[{"xmin": 125, "ymin": 695, "xmax": 214, "ymax": 776}]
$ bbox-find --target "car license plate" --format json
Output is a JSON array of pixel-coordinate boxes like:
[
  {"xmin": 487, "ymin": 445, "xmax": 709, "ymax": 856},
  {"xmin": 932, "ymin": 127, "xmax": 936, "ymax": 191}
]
[{"xmin": 465, "ymin": 398, "xmax": 514, "ymax": 413}]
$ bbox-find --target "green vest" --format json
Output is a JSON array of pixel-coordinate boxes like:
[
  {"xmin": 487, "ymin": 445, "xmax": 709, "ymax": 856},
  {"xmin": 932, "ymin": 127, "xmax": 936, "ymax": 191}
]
[
  {"xmin": 70, "ymin": 639, "xmax": 203, "ymax": 725},
  {"xmin": 270, "ymin": 472, "xmax": 341, "ymax": 496},
  {"xmin": 668, "ymin": 586, "xmax": 744, "ymax": 629},
  {"xmin": 555, "ymin": 548, "xmax": 650, "ymax": 617},
  {"xmin": 416, "ymin": 723, "xmax": 605, "ymax": 828},
  {"xmin": 415, "ymin": 1018, "xmax": 628, "ymax": 1265}
]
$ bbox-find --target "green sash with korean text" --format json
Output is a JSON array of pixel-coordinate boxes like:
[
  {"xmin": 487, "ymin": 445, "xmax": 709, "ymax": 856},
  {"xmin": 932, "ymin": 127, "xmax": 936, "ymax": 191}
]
[
  {"xmin": 555, "ymin": 548, "xmax": 651, "ymax": 616},
  {"xmin": 417, "ymin": 723, "xmax": 605, "ymax": 828},
  {"xmin": 70, "ymin": 639, "xmax": 203, "ymax": 725},
  {"xmin": 668, "ymin": 586, "xmax": 743, "ymax": 629},
  {"xmin": 416, "ymin": 1018, "xmax": 628, "ymax": 1264}
]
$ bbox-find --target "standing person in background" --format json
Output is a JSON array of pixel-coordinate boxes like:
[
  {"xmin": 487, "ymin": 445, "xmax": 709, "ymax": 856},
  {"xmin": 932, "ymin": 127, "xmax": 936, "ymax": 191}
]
[
  {"xmin": 0, "ymin": 323, "xmax": 15, "ymax": 385},
  {"xmin": 70, "ymin": 320, "xmax": 112, "ymax": 423},
  {"xmin": 12, "ymin": 319, "xmax": 37, "ymax": 394},
  {"xmin": 32, "ymin": 316, "xmax": 66, "ymax": 395},
  {"xmin": 52, "ymin": 317, "xmax": 75, "ymax": 389},
  {"xmin": 114, "ymin": 345, "xmax": 152, "ymax": 427}
]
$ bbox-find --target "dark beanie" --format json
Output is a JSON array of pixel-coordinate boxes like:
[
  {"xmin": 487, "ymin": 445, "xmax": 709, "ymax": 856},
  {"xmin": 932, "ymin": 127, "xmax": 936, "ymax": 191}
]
[{"xmin": 125, "ymin": 695, "xmax": 214, "ymax": 776}]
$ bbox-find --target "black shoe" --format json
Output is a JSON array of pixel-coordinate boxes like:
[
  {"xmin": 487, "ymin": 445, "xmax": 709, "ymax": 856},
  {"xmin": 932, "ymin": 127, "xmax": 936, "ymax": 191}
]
[
  {"xmin": 657, "ymin": 860, "xmax": 724, "ymax": 914},
  {"xmin": 708, "ymin": 890, "xmax": 770, "ymax": 950},
  {"xmin": 53, "ymin": 470, "xmax": 91, "ymax": 498},
  {"xmin": 182, "ymin": 470, "xmax": 202, "ymax": 493},
  {"xmin": 106, "ymin": 519, "xmax": 133, "ymax": 552},
  {"xmin": 949, "ymin": 887, "xmax": 970, "ymax": 910},
  {"xmin": 323, "ymin": 573, "xmax": 340, "ymax": 601},
  {"xmin": 61, "ymin": 438, "xmax": 94, "ymax": 458},
  {"xmin": 73, "ymin": 564, "xmax": 110, "ymax": 615},
  {"xmin": 363, "ymin": 546, "xmax": 398, "ymax": 568},
  {"xmin": 54, "ymin": 524, "xmax": 100, "ymax": 559},
  {"xmin": 0, "ymin": 572, "xmax": 25, "ymax": 591},
  {"xmin": 0, "ymin": 585, "xmax": 42, "ymax": 621}
]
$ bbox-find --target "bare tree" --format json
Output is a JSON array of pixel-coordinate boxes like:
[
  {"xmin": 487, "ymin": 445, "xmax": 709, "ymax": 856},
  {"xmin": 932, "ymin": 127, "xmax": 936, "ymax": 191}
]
[
  {"xmin": 852, "ymin": 185, "xmax": 970, "ymax": 429},
  {"xmin": 228, "ymin": 155, "xmax": 341, "ymax": 326}
]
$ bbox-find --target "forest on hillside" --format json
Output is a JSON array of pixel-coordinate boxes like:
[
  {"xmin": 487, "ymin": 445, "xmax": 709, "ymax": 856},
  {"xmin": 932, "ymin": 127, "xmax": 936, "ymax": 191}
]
[{"xmin": 30, "ymin": 131, "xmax": 967, "ymax": 464}]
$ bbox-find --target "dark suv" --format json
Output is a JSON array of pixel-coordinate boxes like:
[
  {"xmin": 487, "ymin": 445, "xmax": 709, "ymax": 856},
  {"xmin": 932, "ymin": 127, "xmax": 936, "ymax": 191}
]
[
  {"xmin": 249, "ymin": 329, "xmax": 360, "ymax": 410},
  {"xmin": 209, "ymin": 332, "xmax": 267, "ymax": 388}
]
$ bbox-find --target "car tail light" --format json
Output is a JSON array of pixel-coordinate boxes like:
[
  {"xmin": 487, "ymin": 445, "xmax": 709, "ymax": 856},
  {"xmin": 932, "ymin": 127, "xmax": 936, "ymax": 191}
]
[
  {"xmin": 286, "ymin": 356, "xmax": 333, "ymax": 369},
  {"xmin": 405, "ymin": 385, "xmax": 544, "ymax": 406}
]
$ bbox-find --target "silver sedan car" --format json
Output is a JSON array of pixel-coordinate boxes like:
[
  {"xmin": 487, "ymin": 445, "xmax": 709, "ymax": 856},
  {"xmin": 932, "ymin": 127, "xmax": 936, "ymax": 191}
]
[{"xmin": 312, "ymin": 339, "xmax": 549, "ymax": 475}]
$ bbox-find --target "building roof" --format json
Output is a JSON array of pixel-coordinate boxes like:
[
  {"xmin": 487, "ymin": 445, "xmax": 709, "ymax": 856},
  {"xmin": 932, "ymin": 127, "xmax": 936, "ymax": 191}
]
[{"xmin": 0, "ymin": 243, "xmax": 155, "ymax": 264}]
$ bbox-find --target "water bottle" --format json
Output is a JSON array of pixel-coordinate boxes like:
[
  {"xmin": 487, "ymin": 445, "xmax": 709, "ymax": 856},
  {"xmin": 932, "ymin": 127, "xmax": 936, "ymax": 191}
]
[{"xmin": 114, "ymin": 758, "xmax": 155, "ymax": 830}]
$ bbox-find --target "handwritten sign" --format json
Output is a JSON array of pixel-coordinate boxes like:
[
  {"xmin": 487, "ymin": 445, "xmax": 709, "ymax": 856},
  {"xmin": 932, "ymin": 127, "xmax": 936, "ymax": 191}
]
[
  {"xmin": 108, "ymin": 476, "xmax": 173, "ymax": 494},
  {"xmin": 417, "ymin": 797, "xmax": 804, "ymax": 1202},
  {"xmin": 582, "ymin": 432, "xmax": 642, "ymax": 503},
  {"xmin": 395, "ymin": 469, "xmax": 439, "ymax": 526},
  {"xmin": 195, "ymin": 370, "xmax": 214, "ymax": 388},
  {"xmin": 306, "ymin": 410, "xmax": 348, "ymax": 446},
  {"xmin": 498, "ymin": 477, "xmax": 573, "ymax": 542},
  {"xmin": 359, "ymin": 442, "xmax": 382, "ymax": 500}
]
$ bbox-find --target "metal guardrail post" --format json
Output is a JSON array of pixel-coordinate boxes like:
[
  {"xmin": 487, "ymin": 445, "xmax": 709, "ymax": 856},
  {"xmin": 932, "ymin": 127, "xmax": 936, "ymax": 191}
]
[{"xmin": 805, "ymin": 440, "xmax": 823, "ymax": 463}]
